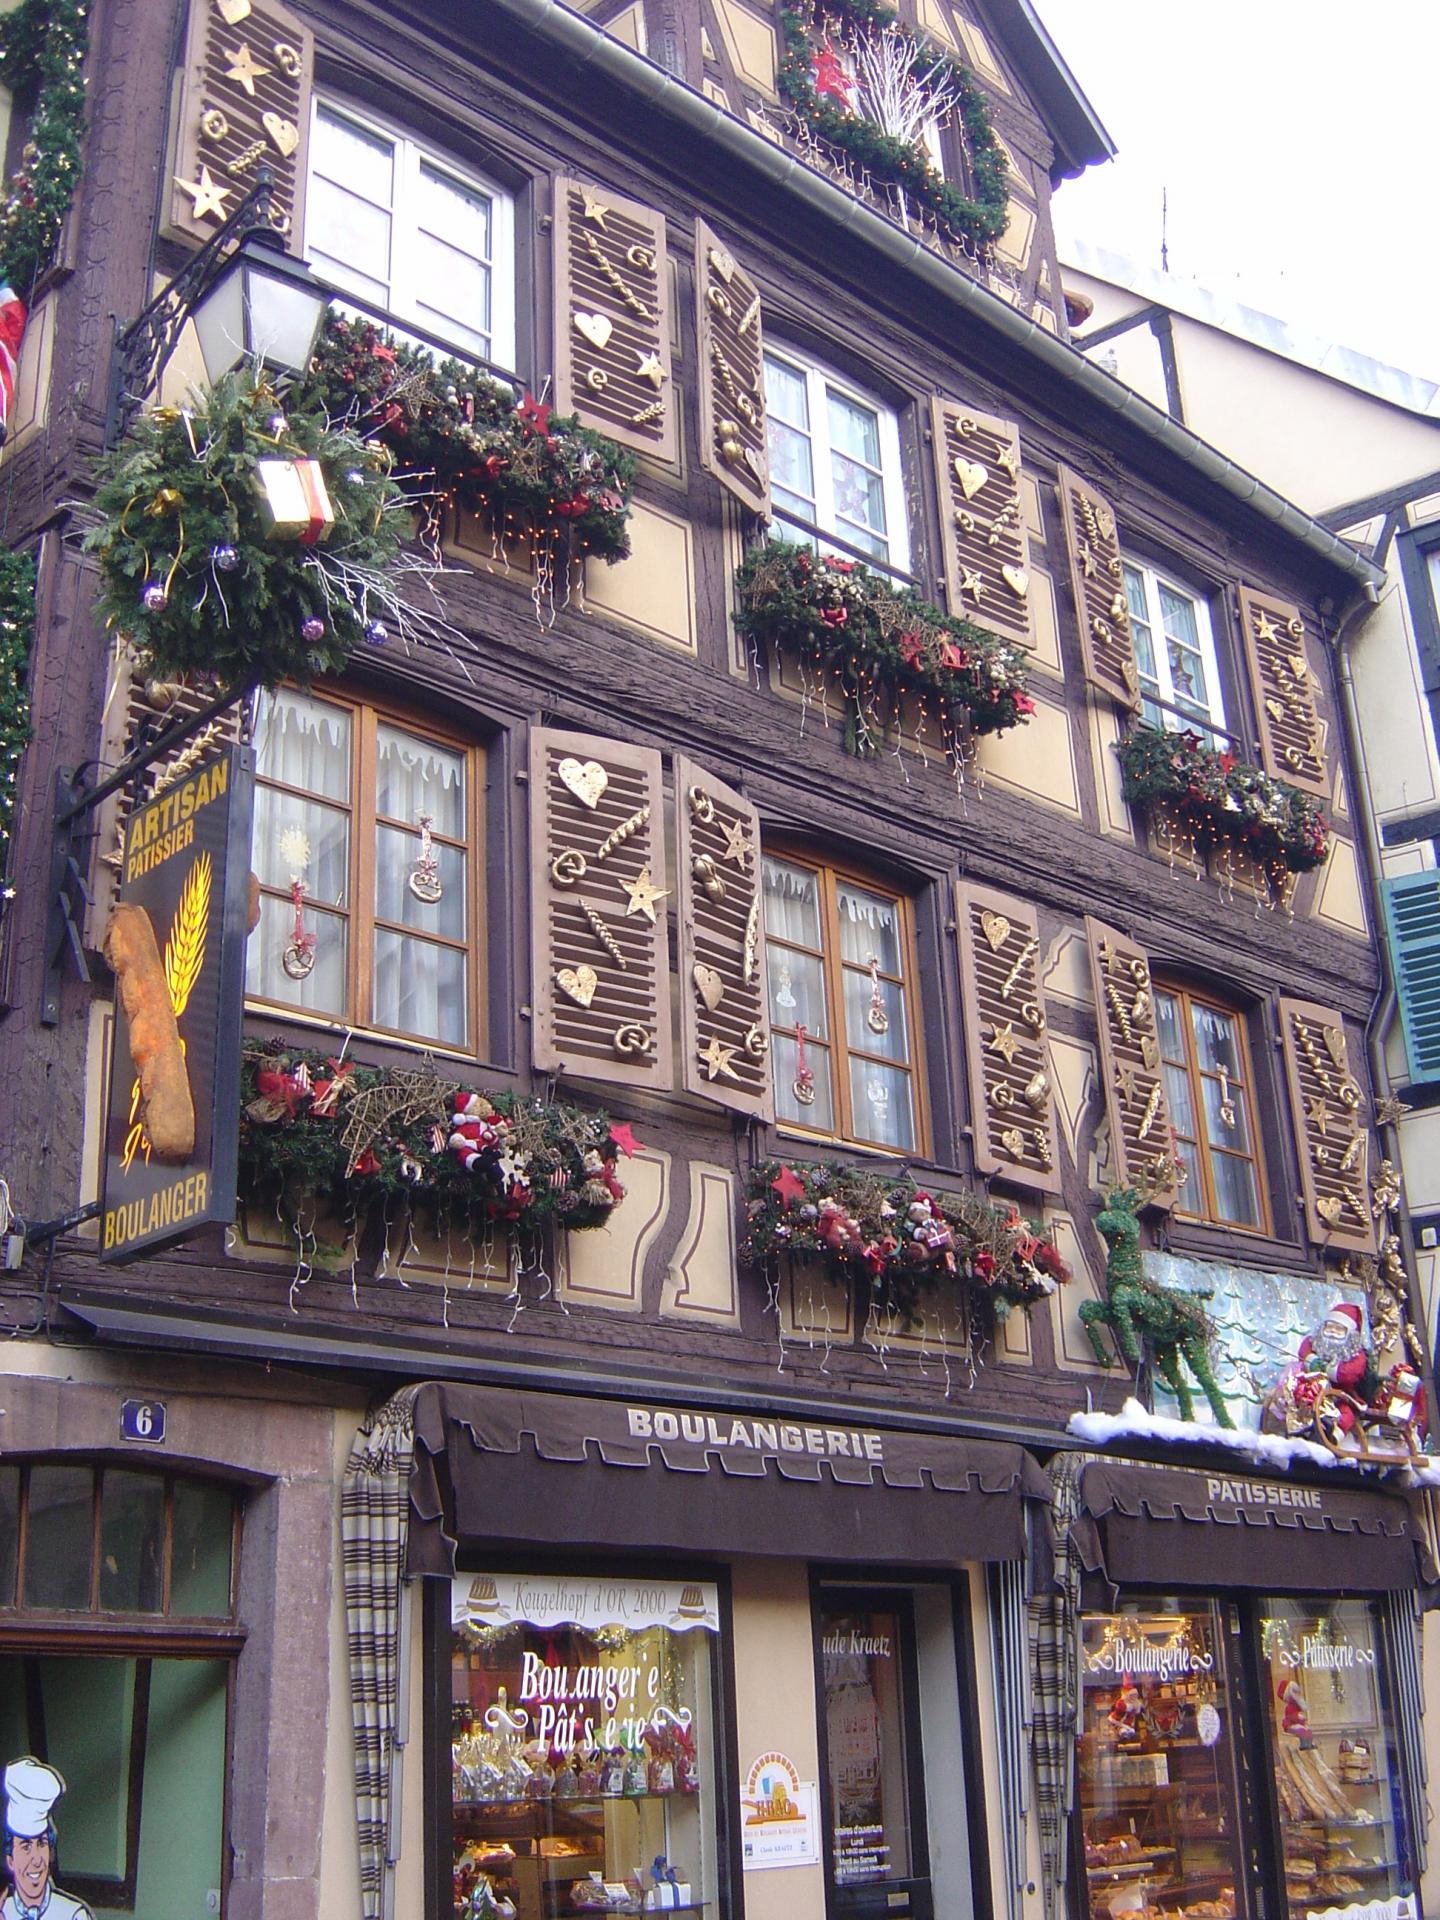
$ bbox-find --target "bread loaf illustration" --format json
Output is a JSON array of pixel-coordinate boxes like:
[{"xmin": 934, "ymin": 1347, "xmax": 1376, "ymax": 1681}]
[{"xmin": 104, "ymin": 903, "xmax": 196, "ymax": 1160}]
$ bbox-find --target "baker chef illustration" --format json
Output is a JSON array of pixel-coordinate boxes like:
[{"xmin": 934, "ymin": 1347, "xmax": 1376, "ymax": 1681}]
[{"xmin": 3, "ymin": 1760, "xmax": 93, "ymax": 1920}]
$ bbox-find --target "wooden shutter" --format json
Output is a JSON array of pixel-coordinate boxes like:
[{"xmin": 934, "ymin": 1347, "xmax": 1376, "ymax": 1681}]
[
  {"xmin": 1085, "ymin": 917, "xmax": 1178, "ymax": 1206},
  {"xmin": 675, "ymin": 757, "xmax": 772, "ymax": 1118},
  {"xmin": 553, "ymin": 178, "xmax": 675, "ymax": 464},
  {"xmin": 1278, "ymin": 996, "xmax": 1376, "ymax": 1253},
  {"xmin": 931, "ymin": 401, "xmax": 1032, "ymax": 650},
  {"xmin": 1382, "ymin": 870, "xmax": 1440, "ymax": 1084},
  {"xmin": 695, "ymin": 223, "xmax": 768, "ymax": 516},
  {"xmin": 1058, "ymin": 466, "xmax": 1141, "ymax": 710},
  {"xmin": 1238, "ymin": 585, "xmax": 1329, "ymax": 797},
  {"xmin": 530, "ymin": 727, "xmax": 673, "ymax": 1090},
  {"xmin": 955, "ymin": 882, "xmax": 1059, "ymax": 1193},
  {"xmin": 168, "ymin": 0, "xmax": 313, "ymax": 246}
]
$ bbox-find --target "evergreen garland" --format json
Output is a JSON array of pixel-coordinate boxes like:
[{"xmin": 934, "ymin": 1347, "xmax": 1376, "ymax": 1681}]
[
  {"xmin": 296, "ymin": 312, "xmax": 636, "ymax": 565},
  {"xmin": 777, "ymin": 0, "xmax": 1008, "ymax": 251},
  {"xmin": 239, "ymin": 1043, "xmax": 628, "ymax": 1238},
  {"xmin": 1116, "ymin": 723, "xmax": 1331, "ymax": 882},
  {"xmin": 735, "ymin": 538, "xmax": 1033, "ymax": 756},
  {"xmin": 0, "ymin": 547, "xmax": 35, "ymax": 885},
  {"xmin": 745, "ymin": 1158, "xmax": 1068, "ymax": 1325},
  {"xmin": 0, "ymin": 0, "xmax": 89, "ymax": 296},
  {"xmin": 84, "ymin": 367, "xmax": 409, "ymax": 692}
]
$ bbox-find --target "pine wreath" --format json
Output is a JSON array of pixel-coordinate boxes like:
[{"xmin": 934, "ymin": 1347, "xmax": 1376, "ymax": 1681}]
[{"xmin": 85, "ymin": 367, "xmax": 412, "ymax": 693}]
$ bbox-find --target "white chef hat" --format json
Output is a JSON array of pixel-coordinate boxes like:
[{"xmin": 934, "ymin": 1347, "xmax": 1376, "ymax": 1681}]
[{"xmin": 4, "ymin": 1759, "xmax": 64, "ymax": 1839}]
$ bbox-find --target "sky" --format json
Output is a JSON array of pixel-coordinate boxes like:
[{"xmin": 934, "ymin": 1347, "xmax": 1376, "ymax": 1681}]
[{"xmin": 1035, "ymin": 2, "xmax": 1440, "ymax": 384}]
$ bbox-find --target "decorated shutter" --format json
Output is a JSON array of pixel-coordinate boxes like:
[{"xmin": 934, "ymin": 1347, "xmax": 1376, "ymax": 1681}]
[
  {"xmin": 932, "ymin": 401, "xmax": 1032, "ymax": 650},
  {"xmin": 1278, "ymin": 996, "xmax": 1376, "ymax": 1253},
  {"xmin": 1085, "ymin": 917, "xmax": 1178, "ymax": 1206},
  {"xmin": 1057, "ymin": 466, "xmax": 1141, "ymax": 710},
  {"xmin": 1238, "ymin": 585, "xmax": 1329, "ymax": 797},
  {"xmin": 694, "ymin": 223, "xmax": 768, "ymax": 517},
  {"xmin": 675, "ymin": 757, "xmax": 772, "ymax": 1118},
  {"xmin": 168, "ymin": 0, "xmax": 313, "ymax": 246},
  {"xmin": 530, "ymin": 728, "xmax": 673, "ymax": 1090},
  {"xmin": 553, "ymin": 178, "xmax": 675, "ymax": 464},
  {"xmin": 954, "ymin": 882, "xmax": 1059, "ymax": 1193},
  {"xmin": 1382, "ymin": 870, "xmax": 1440, "ymax": 1084}
]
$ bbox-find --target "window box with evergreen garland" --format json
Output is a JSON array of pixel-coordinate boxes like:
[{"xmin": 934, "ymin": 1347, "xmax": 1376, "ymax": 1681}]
[
  {"xmin": 735, "ymin": 538, "xmax": 1033, "ymax": 767},
  {"xmin": 1115, "ymin": 722, "xmax": 1331, "ymax": 894}
]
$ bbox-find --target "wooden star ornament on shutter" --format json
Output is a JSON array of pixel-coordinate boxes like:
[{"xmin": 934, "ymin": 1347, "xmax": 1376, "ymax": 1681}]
[
  {"xmin": 224, "ymin": 40, "xmax": 271, "ymax": 94},
  {"xmin": 175, "ymin": 165, "xmax": 234, "ymax": 222}
]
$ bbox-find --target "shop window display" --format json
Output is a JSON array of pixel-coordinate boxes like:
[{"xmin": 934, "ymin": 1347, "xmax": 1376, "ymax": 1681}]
[
  {"xmin": 1259, "ymin": 1598, "xmax": 1417, "ymax": 1916},
  {"xmin": 1077, "ymin": 1603, "xmax": 1246, "ymax": 1920},
  {"xmin": 449, "ymin": 1575, "xmax": 723, "ymax": 1920}
]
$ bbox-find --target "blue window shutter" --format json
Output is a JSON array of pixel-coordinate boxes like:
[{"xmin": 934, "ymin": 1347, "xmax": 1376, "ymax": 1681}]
[{"xmin": 1382, "ymin": 870, "xmax": 1440, "ymax": 1083}]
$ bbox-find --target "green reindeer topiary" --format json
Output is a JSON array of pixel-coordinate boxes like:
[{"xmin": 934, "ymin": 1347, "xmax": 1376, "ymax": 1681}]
[{"xmin": 1079, "ymin": 1188, "xmax": 1234, "ymax": 1428}]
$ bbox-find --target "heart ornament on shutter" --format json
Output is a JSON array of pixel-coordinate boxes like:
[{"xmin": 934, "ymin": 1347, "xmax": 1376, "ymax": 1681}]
[
  {"xmin": 954, "ymin": 457, "xmax": 988, "ymax": 500},
  {"xmin": 979, "ymin": 910, "xmax": 1011, "ymax": 952},
  {"xmin": 1140, "ymin": 1035, "xmax": 1160, "ymax": 1070},
  {"xmin": 262, "ymin": 111, "xmax": 300, "ymax": 157},
  {"xmin": 574, "ymin": 311, "xmax": 614, "ymax": 351},
  {"xmin": 557, "ymin": 964, "xmax": 599, "ymax": 1008},
  {"xmin": 557, "ymin": 757, "xmax": 608, "ymax": 809},
  {"xmin": 216, "ymin": 0, "xmax": 252, "ymax": 20},
  {"xmin": 1266, "ymin": 697, "xmax": 1286, "ymax": 725},
  {"xmin": 708, "ymin": 246, "xmax": 736, "ymax": 284},
  {"xmin": 693, "ymin": 964, "xmax": 725, "ymax": 1011},
  {"xmin": 1289, "ymin": 653, "xmax": 1310, "ymax": 682},
  {"xmin": 1001, "ymin": 564, "xmax": 1029, "ymax": 599},
  {"xmin": 1323, "ymin": 1026, "xmax": 1348, "ymax": 1069},
  {"xmin": 1316, "ymin": 1195, "xmax": 1344, "ymax": 1227},
  {"xmin": 999, "ymin": 1127, "xmax": 1027, "ymax": 1159}
]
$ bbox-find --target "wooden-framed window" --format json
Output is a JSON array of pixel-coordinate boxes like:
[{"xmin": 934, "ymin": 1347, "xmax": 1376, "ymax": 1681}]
[
  {"xmin": 0, "ymin": 1465, "xmax": 237, "ymax": 1912},
  {"xmin": 1154, "ymin": 983, "xmax": 1268, "ymax": 1231},
  {"xmin": 763, "ymin": 346, "xmax": 910, "ymax": 572},
  {"xmin": 306, "ymin": 99, "xmax": 515, "ymax": 365},
  {"xmin": 1124, "ymin": 561, "xmax": 1226, "ymax": 741},
  {"xmin": 247, "ymin": 688, "xmax": 483, "ymax": 1052},
  {"xmin": 762, "ymin": 852, "xmax": 925, "ymax": 1153}
]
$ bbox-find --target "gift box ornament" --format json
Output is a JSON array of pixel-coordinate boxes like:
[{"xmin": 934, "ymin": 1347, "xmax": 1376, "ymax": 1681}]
[
  {"xmin": 255, "ymin": 456, "xmax": 336, "ymax": 544},
  {"xmin": 644, "ymin": 1858, "xmax": 692, "ymax": 1910}
]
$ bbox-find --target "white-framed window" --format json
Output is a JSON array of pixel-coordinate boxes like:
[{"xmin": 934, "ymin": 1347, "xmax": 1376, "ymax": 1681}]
[
  {"xmin": 306, "ymin": 100, "xmax": 515, "ymax": 367},
  {"xmin": 764, "ymin": 347, "xmax": 910, "ymax": 573},
  {"xmin": 1123, "ymin": 561, "xmax": 1226, "ymax": 740}
]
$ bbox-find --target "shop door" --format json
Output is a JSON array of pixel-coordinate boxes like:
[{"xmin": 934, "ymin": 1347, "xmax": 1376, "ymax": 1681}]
[{"xmin": 816, "ymin": 1589, "xmax": 933, "ymax": 1920}]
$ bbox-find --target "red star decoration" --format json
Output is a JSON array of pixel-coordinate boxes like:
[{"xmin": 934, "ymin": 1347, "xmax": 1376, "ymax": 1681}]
[
  {"xmin": 771, "ymin": 1165, "xmax": 807, "ymax": 1209},
  {"xmin": 609, "ymin": 1122, "xmax": 642, "ymax": 1158},
  {"xmin": 516, "ymin": 391, "xmax": 553, "ymax": 437},
  {"xmin": 811, "ymin": 39, "xmax": 854, "ymax": 108}
]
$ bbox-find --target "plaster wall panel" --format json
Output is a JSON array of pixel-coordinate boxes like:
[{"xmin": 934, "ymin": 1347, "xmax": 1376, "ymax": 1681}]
[
  {"xmin": 1313, "ymin": 835, "xmax": 1369, "ymax": 937},
  {"xmin": 1041, "ymin": 927, "xmax": 1094, "ymax": 1010},
  {"xmin": 1026, "ymin": 563, "xmax": 1062, "ymax": 676},
  {"xmin": 1088, "ymin": 702, "xmax": 1133, "ymax": 838},
  {"xmin": 1046, "ymin": 1032, "xmax": 1096, "ymax": 1167},
  {"xmin": 711, "ymin": 0, "xmax": 777, "ymax": 95},
  {"xmin": 917, "ymin": 0, "xmax": 962, "ymax": 53},
  {"xmin": 661, "ymin": 1161, "xmax": 741, "ymax": 1323},
  {"xmin": 1049, "ymin": 1208, "xmax": 1113, "ymax": 1371},
  {"xmin": 375, "ymin": 1211, "xmax": 512, "ymax": 1291},
  {"xmin": 994, "ymin": 200, "xmax": 1035, "ymax": 271},
  {"xmin": 1019, "ymin": 470, "xmax": 1043, "ymax": 540},
  {"xmin": 1380, "ymin": 843, "xmax": 1432, "ymax": 880},
  {"xmin": 952, "ymin": 16, "xmax": 1011, "ymax": 91},
  {"xmin": 604, "ymin": 4, "xmax": 645, "ymax": 51},
  {"xmin": 997, "ymin": 1294, "xmax": 1033, "ymax": 1361},
  {"xmin": 778, "ymin": 1258, "xmax": 854, "ymax": 1344},
  {"xmin": 974, "ymin": 695, "xmax": 1080, "ymax": 814},
  {"xmin": 1398, "ymin": 1108, "xmax": 1440, "ymax": 1216},
  {"xmin": 1353, "ymin": 598, "xmax": 1440, "ymax": 820},
  {"xmin": 585, "ymin": 499, "xmax": 697, "ymax": 652},
  {"xmin": 559, "ymin": 1146, "xmax": 670, "ymax": 1310},
  {"xmin": 2, "ymin": 292, "xmax": 52, "ymax": 455}
]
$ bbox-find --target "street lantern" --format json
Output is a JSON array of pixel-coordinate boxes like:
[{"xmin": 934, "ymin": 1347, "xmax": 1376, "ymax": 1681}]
[{"xmin": 189, "ymin": 227, "xmax": 328, "ymax": 388}]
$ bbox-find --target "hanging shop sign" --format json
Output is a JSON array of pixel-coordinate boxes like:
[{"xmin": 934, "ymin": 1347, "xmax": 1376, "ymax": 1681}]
[
  {"xmin": 740, "ymin": 1752, "xmax": 820, "ymax": 1871},
  {"xmin": 100, "ymin": 744, "xmax": 256, "ymax": 1263}
]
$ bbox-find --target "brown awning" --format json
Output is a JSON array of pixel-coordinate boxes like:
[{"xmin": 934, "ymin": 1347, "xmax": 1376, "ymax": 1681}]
[
  {"xmin": 407, "ymin": 1383, "xmax": 1050, "ymax": 1576},
  {"xmin": 1074, "ymin": 1459, "xmax": 1438, "ymax": 1602}
]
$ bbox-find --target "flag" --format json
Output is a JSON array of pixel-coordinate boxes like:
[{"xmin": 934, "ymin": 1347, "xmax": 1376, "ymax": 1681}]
[{"xmin": 0, "ymin": 284, "xmax": 28, "ymax": 446}]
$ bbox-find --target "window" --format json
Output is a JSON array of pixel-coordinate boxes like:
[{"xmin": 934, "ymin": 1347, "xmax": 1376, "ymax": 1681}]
[
  {"xmin": 1123, "ymin": 562, "xmax": 1225, "ymax": 741},
  {"xmin": 449, "ymin": 1573, "xmax": 726, "ymax": 1919},
  {"xmin": 0, "ymin": 1465, "xmax": 236, "ymax": 1913},
  {"xmin": 247, "ymin": 689, "xmax": 482, "ymax": 1050},
  {"xmin": 1154, "ymin": 984, "xmax": 1267, "ymax": 1231},
  {"xmin": 762, "ymin": 854, "xmax": 924, "ymax": 1153},
  {"xmin": 764, "ymin": 348, "xmax": 910, "ymax": 571},
  {"xmin": 307, "ymin": 101, "xmax": 515, "ymax": 365}
]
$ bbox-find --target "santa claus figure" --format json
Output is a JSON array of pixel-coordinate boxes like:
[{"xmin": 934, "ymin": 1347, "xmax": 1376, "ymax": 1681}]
[
  {"xmin": 1277, "ymin": 1675, "xmax": 1312, "ymax": 1745},
  {"xmin": 1264, "ymin": 1301, "xmax": 1370, "ymax": 1437}
]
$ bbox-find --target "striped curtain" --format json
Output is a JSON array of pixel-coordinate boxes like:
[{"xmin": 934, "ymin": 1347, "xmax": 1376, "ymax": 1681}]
[
  {"xmin": 343, "ymin": 1384, "xmax": 424, "ymax": 1920},
  {"xmin": 1029, "ymin": 1453, "xmax": 1088, "ymax": 1920}
]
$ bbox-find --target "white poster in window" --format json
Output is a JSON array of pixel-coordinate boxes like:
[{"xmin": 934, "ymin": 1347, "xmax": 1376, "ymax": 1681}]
[
  {"xmin": 451, "ymin": 1572, "xmax": 719, "ymax": 1634},
  {"xmin": 740, "ymin": 1752, "xmax": 820, "ymax": 1871}
]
